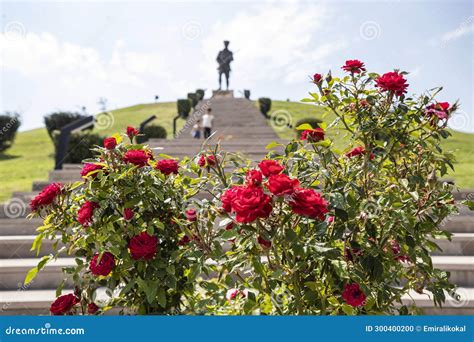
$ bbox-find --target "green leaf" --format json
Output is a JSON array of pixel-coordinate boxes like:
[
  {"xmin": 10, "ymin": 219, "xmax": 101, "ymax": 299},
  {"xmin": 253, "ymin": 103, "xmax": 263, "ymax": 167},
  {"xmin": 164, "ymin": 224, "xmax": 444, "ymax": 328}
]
[
  {"xmin": 462, "ymin": 200, "xmax": 474, "ymax": 211},
  {"xmin": 157, "ymin": 288, "xmax": 167, "ymax": 308},
  {"xmin": 266, "ymin": 141, "xmax": 284, "ymax": 150},
  {"xmin": 342, "ymin": 304, "xmax": 355, "ymax": 315},
  {"xmin": 296, "ymin": 123, "xmax": 313, "ymax": 131},
  {"xmin": 24, "ymin": 267, "xmax": 38, "ymax": 285}
]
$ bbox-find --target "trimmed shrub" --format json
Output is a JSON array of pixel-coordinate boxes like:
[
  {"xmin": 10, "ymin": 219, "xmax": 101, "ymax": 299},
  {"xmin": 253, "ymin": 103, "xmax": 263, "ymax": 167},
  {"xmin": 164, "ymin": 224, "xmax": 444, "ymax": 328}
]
[
  {"xmin": 0, "ymin": 112, "xmax": 21, "ymax": 152},
  {"xmin": 258, "ymin": 98, "xmax": 272, "ymax": 117},
  {"xmin": 177, "ymin": 99, "xmax": 192, "ymax": 119},
  {"xmin": 54, "ymin": 131, "xmax": 103, "ymax": 164},
  {"xmin": 187, "ymin": 93, "xmax": 199, "ymax": 109},
  {"xmin": 196, "ymin": 89, "xmax": 205, "ymax": 101},
  {"xmin": 44, "ymin": 112, "xmax": 90, "ymax": 142},
  {"xmin": 137, "ymin": 124, "xmax": 167, "ymax": 143}
]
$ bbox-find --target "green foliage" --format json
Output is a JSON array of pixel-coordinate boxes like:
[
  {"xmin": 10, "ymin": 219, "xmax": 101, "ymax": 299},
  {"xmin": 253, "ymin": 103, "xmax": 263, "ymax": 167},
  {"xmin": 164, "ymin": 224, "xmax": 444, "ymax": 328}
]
[
  {"xmin": 177, "ymin": 99, "xmax": 192, "ymax": 118},
  {"xmin": 196, "ymin": 89, "xmax": 205, "ymax": 101},
  {"xmin": 187, "ymin": 93, "xmax": 199, "ymax": 109},
  {"xmin": 294, "ymin": 117, "xmax": 323, "ymax": 137},
  {"xmin": 0, "ymin": 112, "xmax": 21, "ymax": 152},
  {"xmin": 54, "ymin": 132, "xmax": 103, "ymax": 164},
  {"xmin": 137, "ymin": 124, "xmax": 167, "ymax": 143},
  {"xmin": 258, "ymin": 97, "xmax": 272, "ymax": 116},
  {"xmin": 44, "ymin": 112, "xmax": 90, "ymax": 142}
]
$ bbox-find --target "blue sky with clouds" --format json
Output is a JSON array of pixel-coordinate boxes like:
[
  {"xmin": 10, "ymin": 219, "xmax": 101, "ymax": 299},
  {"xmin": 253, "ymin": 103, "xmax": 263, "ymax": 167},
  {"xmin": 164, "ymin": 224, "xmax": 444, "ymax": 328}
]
[{"xmin": 1, "ymin": 0, "xmax": 472, "ymax": 132}]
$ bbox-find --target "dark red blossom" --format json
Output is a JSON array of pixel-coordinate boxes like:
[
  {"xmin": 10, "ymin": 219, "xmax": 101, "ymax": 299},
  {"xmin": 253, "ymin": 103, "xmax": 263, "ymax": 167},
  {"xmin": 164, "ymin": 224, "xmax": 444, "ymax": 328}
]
[
  {"xmin": 342, "ymin": 283, "xmax": 366, "ymax": 307},
  {"xmin": 342, "ymin": 60, "xmax": 366, "ymax": 74},
  {"xmin": 77, "ymin": 201, "xmax": 99, "ymax": 227},
  {"xmin": 30, "ymin": 183, "xmax": 62, "ymax": 211},
  {"xmin": 87, "ymin": 303, "xmax": 99, "ymax": 314},
  {"xmin": 313, "ymin": 73, "xmax": 322, "ymax": 83},
  {"xmin": 266, "ymin": 174, "xmax": 299, "ymax": 196},
  {"xmin": 289, "ymin": 188, "xmax": 328, "ymax": 220},
  {"xmin": 375, "ymin": 71, "xmax": 409, "ymax": 97},
  {"xmin": 156, "ymin": 159, "xmax": 179, "ymax": 175},
  {"xmin": 231, "ymin": 186, "xmax": 273, "ymax": 224},
  {"xmin": 257, "ymin": 236, "xmax": 272, "ymax": 249},
  {"xmin": 345, "ymin": 146, "xmax": 375, "ymax": 160},
  {"xmin": 123, "ymin": 150, "xmax": 152, "ymax": 167},
  {"xmin": 80, "ymin": 163, "xmax": 104, "ymax": 179},
  {"xmin": 246, "ymin": 169, "xmax": 263, "ymax": 186},
  {"xmin": 123, "ymin": 208, "xmax": 134, "ymax": 221},
  {"xmin": 258, "ymin": 159, "xmax": 284, "ymax": 177},
  {"xmin": 301, "ymin": 128, "xmax": 325, "ymax": 142},
  {"xmin": 128, "ymin": 232, "xmax": 158, "ymax": 260},
  {"xmin": 126, "ymin": 126, "xmax": 139, "ymax": 137},
  {"xmin": 103, "ymin": 137, "xmax": 117, "ymax": 150},
  {"xmin": 89, "ymin": 252, "xmax": 115, "ymax": 276},
  {"xmin": 50, "ymin": 294, "xmax": 79, "ymax": 315}
]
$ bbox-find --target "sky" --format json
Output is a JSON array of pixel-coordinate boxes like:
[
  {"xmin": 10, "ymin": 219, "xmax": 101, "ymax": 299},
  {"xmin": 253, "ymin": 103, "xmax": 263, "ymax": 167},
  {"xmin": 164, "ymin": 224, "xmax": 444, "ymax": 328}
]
[{"xmin": 0, "ymin": 0, "xmax": 473, "ymax": 132}]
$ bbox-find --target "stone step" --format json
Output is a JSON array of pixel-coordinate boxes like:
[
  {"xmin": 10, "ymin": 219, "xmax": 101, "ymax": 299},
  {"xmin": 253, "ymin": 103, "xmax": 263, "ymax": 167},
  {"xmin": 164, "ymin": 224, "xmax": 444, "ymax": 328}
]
[
  {"xmin": 431, "ymin": 233, "xmax": 474, "ymax": 255},
  {"xmin": 1, "ymin": 286, "xmax": 473, "ymax": 316},
  {"xmin": 0, "ymin": 236, "xmax": 61, "ymax": 258},
  {"xmin": 401, "ymin": 287, "xmax": 474, "ymax": 315},
  {"xmin": 0, "ymin": 258, "xmax": 75, "ymax": 290},
  {"xmin": 0, "ymin": 218, "xmax": 43, "ymax": 235},
  {"xmin": 430, "ymin": 255, "xmax": 474, "ymax": 287}
]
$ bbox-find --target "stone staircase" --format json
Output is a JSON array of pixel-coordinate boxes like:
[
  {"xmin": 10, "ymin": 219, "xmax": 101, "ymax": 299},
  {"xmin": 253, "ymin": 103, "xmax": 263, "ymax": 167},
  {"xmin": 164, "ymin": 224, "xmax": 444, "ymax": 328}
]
[{"xmin": 0, "ymin": 95, "xmax": 473, "ymax": 315}]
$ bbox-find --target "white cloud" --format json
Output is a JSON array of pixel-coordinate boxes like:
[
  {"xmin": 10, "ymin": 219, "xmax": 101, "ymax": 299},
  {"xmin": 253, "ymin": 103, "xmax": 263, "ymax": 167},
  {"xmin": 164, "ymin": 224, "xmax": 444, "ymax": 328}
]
[{"xmin": 430, "ymin": 16, "xmax": 474, "ymax": 46}]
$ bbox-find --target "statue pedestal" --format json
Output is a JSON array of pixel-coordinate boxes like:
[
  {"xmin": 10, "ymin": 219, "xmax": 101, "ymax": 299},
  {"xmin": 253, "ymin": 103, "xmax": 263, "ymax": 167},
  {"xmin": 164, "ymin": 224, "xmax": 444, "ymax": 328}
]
[{"xmin": 212, "ymin": 90, "xmax": 234, "ymax": 98}]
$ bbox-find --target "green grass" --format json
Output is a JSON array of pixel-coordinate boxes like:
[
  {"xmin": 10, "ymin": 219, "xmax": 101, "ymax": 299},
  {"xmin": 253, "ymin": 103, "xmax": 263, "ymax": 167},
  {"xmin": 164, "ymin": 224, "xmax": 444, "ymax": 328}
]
[
  {"xmin": 0, "ymin": 100, "xmax": 473, "ymax": 202},
  {"xmin": 270, "ymin": 100, "xmax": 474, "ymax": 189},
  {"xmin": 0, "ymin": 102, "xmax": 184, "ymax": 201}
]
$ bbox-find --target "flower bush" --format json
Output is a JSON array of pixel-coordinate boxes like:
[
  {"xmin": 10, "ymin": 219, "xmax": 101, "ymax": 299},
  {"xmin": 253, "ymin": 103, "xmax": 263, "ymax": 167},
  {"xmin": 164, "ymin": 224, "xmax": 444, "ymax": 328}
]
[
  {"xmin": 27, "ymin": 60, "xmax": 470, "ymax": 316},
  {"xmin": 181, "ymin": 60, "xmax": 464, "ymax": 315},
  {"xmin": 28, "ymin": 131, "xmax": 203, "ymax": 315}
]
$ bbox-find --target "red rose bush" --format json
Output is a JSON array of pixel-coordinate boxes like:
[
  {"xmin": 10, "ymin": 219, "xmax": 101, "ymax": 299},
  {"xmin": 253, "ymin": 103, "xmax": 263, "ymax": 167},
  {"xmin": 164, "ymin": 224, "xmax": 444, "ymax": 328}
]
[
  {"xmin": 180, "ymin": 59, "xmax": 463, "ymax": 315},
  {"xmin": 27, "ymin": 130, "xmax": 200, "ymax": 315}
]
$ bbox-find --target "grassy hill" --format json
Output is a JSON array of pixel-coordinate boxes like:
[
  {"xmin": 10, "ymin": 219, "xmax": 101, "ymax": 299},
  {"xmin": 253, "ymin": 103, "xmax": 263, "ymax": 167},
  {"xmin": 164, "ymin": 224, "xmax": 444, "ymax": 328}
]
[{"xmin": 0, "ymin": 100, "xmax": 472, "ymax": 202}]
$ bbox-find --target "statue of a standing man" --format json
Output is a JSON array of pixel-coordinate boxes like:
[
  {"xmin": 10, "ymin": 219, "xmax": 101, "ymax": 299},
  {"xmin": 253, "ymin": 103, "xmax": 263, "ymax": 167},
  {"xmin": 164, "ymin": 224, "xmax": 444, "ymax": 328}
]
[{"xmin": 216, "ymin": 40, "xmax": 233, "ymax": 90}]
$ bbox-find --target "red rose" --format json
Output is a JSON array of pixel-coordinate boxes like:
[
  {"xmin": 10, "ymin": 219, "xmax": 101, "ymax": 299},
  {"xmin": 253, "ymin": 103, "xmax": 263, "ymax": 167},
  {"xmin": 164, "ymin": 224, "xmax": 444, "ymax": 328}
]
[
  {"xmin": 426, "ymin": 102, "xmax": 450, "ymax": 120},
  {"xmin": 80, "ymin": 163, "xmax": 104, "ymax": 178},
  {"xmin": 375, "ymin": 71, "xmax": 408, "ymax": 97},
  {"xmin": 345, "ymin": 146, "xmax": 375, "ymax": 160},
  {"xmin": 342, "ymin": 283, "xmax": 366, "ymax": 307},
  {"xmin": 103, "ymin": 137, "xmax": 117, "ymax": 150},
  {"xmin": 226, "ymin": 288, "xmax": 247, "ymax": 301},
  {"xmin": 258, "ymin": 159, "xmax": 284, "ymax": 177},
  {"xmin": 126, "ymin": 126, "xmax": 139, "ymax": 137},
  {"xmin": 344, "ymin": 247, "xmax": 363, "ymax": 262},
  {"xmin": 178, "ymin": 235, "xmax": 191, "ymax": 246},
  {"xmin": 123, "ymin": 208, "xmax": 134, "ymax": 221},
  {"xmin": 156, "ymin": 159, "xmax": 179, "ymax": 175},
  {"xmin": 289, "ymin": 188, "xmax": 328, "ymax": 220},
  {"xmin": 198, "ymin": 154, "xmax": 216, "ymax": 167},
  {"xmin": 246, "ymin": 169, "xmax": 263, "ymax": 186},
  {"xmin": 313, "ymin": 73, "xmax": 322, "ymax": 83},
  {"xmin": 50, "ymin": 293, "xmax": 79, "ymax": 315},
  {"xmin": 231, "ymin": 186, "xmax": 272, "ymax": 223},
  {"xmin": 123, "ymin": 149, "xmax": 151, "ymax": 167},
  {"xmin": 342, "ymin": 60, "xmax": 366, "ymax": 74},
  {"xmin": 87, "ymin": 303, "xmax": 99, "ymax": 314},
  {"xmin": 301, "ymin": 128, "xmax": 325, "ymax": 142},
  {"xmin": 185, "ymin": 208, "xmax": 197, "ymax": 222},
  {"xmin": 30, "ymin": 183, "xmax": 62, "ymax": 211},
  {"xmin": 390, "ymin": 240, "xmax": 410, "ymax": 262},
  {"xmin": 129, "ymin": 232, "xmax": 158, "ymax": 260},
  {"xmin": 221, "ymin": 186, "xmax": 241, "ymax": 213},
  {"xmin": 77, "ymin": 201, "xmax": 99, "ymax": 227},
  {"xmin": 257, "ymin": 236, "xmax": 272, "ymax": 249},
  {"xmin": 89, "ymin": 252, "xmax": 115, "ymax": 276},
  {"xmin": 266, "ymin": 174, "xmax": 299, "ymax": 196}
]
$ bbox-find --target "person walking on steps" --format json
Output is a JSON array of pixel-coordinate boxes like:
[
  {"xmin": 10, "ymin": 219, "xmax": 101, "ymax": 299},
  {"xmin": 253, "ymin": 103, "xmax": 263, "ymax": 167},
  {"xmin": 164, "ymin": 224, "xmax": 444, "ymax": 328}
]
[
  {"xmin": 202, "ymin": 108, "xmax": 214, "ymax": 139},
  {"xmin": 191, "ymin": 119, "xmax": 201, "ymax": 139}
]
